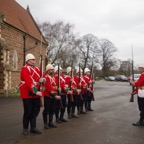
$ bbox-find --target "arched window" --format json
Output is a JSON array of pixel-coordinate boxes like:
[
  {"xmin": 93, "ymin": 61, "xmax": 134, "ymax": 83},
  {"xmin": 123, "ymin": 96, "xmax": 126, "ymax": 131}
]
[{"xmin": 13, "ymin": 50, "xmax": 18, "ymax": 70}]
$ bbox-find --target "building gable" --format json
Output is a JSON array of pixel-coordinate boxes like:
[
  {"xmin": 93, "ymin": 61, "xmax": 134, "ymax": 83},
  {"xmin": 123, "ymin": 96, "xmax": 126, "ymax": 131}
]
[{"xmin": 0, "ymin": 0, "xmax": 47, "ymax": 43}]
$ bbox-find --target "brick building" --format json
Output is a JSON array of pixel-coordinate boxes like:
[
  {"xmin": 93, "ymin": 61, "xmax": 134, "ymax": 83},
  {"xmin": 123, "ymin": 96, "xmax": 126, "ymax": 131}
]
[{"xmin": 0, "ymin": 0, "xmax": 48, "ymax": 96}]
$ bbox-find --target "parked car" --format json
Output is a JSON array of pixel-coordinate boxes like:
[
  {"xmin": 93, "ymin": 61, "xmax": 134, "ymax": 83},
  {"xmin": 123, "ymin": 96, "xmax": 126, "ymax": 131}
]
[
  {"xmin": 105, "ymin": 76, "xmax": 115, "ymax": 81},
  {"xmin": 115, "ymin": 75, "xmax": 128, "ymax": 82}
]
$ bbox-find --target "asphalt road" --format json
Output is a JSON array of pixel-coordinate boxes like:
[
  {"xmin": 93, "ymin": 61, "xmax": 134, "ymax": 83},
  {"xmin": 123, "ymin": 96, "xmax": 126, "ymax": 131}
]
[{"xmin": 0, "ymin": 81, "xmax": 144, "ymax": 144}]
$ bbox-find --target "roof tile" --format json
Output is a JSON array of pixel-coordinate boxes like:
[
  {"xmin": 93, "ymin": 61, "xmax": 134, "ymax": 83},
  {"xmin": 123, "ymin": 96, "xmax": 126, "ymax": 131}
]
[{"xmin": 0, "ymin": 0, "xmax": 46, "ymax": 43}]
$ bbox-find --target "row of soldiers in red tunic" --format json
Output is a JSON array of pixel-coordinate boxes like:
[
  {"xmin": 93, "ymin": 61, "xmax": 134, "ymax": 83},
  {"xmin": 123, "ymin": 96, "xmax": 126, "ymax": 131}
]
[{"xmin": 19, "ymin": 53, "xmax": 95, "ymax": 135}]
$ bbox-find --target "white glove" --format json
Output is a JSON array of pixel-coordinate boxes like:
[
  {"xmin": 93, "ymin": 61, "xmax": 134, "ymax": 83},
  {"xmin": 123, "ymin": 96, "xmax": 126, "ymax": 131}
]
[
  {"xmin": 130, "ymin": 80, "xmax": 134, "ymax": 85},
  {"xmin": 89, "ymin": 80, "xmax": 92, "ymax": 84},
  {"xmin": 87, "ymin": 88, "xmax": 91, "ymax": 91},
  {"xmin": 77, "ymin": 89, "xmax": 81, "ymax": 94},
  {"xmin": 58, "ymin": 87, "xmax": 61, "ymax": 92},
  {"xmin": 87, "ymin": 88, "xmax": 93, "ymax": 93},
  {"xmin": 36, "ymin": 91, "xmax": 42, "ymax": 97},
  {"xmin": 39, "ymin": 78, "xmax": 46, "ymax": 83},
  {"xmin": 55, "ymin": 95, "xmax": 61, "ymax": 100},
  {"xmin": 67, "ymin": 90, "xmax": 72, "ymax": 94}
]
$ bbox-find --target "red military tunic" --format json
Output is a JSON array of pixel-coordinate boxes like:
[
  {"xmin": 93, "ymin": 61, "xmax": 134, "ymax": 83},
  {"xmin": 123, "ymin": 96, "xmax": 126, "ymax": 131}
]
[
  {"xmin": 83, "ymin": 75, "xmax": 93, "ymax": 90},
  {"xmin": 134, "ymin": 73, "xmax": 144, "ymax": 94},
  {"xmin": 54, "ymin": 74, "xmax": 67, "ymax": 94},
  {"xmin": 65, "ymin": 75, "xmax": 77, "ymax": 95},
  {"xmin": 61, "ymin": 74, "xmax": 67, "ymax": 91},
  {"xmin": 43, "ymin": 74, "xmax": 57, "ymax": 97},
  {"xmin": 74, "ymin": 75, "xmax": 87, "ymax": 95},
  {"xmin": 20, "ymin": 64, "xmax": 41, "ymax": 99}
]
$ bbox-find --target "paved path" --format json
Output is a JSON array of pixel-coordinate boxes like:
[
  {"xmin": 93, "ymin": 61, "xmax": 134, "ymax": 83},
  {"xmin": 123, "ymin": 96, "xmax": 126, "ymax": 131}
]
[{"xmin": 0, "ymin": 81, "xmax": 144, "ymax": 144}]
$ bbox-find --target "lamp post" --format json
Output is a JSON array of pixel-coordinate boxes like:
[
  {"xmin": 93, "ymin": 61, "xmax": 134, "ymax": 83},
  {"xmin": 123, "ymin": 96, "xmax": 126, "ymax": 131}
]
[
  {"xmin": 23, "ymin": 34, "xmax": 39, "ymax": 66},
  {"xmin": 0, "ymin": 13, "xmax": 5, "ymax": 37},
  {"xmin": 23, "ymin": 33, "xmax": 26, "ymax": 66}
]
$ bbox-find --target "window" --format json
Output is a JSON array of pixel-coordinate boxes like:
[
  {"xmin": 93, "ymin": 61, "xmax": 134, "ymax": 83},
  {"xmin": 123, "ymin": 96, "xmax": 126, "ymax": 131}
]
[{"xmin": 13, "ymin": 50, "xmax": 18, "ymax": 70}]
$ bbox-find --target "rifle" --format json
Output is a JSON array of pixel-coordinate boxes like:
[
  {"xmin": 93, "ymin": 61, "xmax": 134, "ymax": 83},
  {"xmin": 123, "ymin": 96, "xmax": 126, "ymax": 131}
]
[
  {"xmin": 69, "ymin": 61, "xmax": 74, "ymax": 102},
  {"xmin": 91, "ymin": 68, "xmax": 95, "ymax": 101},
  {"xmin": 39, "ymin": 36, "xmax": 44, "ymax": 107},
  {"xmin": 78, "ymin": 63, "xmax": 83, "ymax": 100},
  {"xmin": 58, "ymin": 63, "xmax": 63, "ymax": 108},
  {"xmin": 129, "ymin": 63, "xmax": 136, "ymax": 102},
  {"xmin": 87, "ymin": 62, "xmax": 95, "ymax": 101},
  {"xmin": 129, "ymin": 46, "xmax": 135, "ymax": 102}
]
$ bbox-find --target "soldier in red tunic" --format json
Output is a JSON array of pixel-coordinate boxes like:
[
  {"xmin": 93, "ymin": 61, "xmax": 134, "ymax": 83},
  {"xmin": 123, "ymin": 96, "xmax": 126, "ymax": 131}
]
[
  {"xmin": 54, "ymin": 66, "xmax": 69, "ymax": 123},
  {"xmin": 83, "ymin": 68, "xmax": 94, "ymax": 111},
  {"xmin": 74, "ymin": 67, "xmax": 87, "ymax": 114},
  {"xmin": 65, "ymin": 67, "xmax": 79, "ymax": 118},
  {"xmin": 20, "ymin": 53, "xmax": 43, "ymax": 135},
  {"xmin": 42, "ymin": 64, "xmax": 61, "ymax": 129},
  {"xmin": 130, "ymin": 64, "xmax": 144, "ymax": 126}
]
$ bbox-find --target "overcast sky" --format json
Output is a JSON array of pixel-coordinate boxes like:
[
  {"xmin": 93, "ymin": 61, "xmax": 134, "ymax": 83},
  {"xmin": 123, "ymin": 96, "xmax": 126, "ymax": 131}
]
[{"xmin": 16, "ymin": 0, "xmax": 144, "ymax": 66}]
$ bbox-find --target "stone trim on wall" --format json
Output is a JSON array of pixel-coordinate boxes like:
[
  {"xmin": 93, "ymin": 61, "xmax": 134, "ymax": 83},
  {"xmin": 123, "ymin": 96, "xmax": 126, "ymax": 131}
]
[
  {"xmin": 0, "ymin": 36, "xmax": 11, "ymax": 96},
  {"xmin": 0, "ymin": 37, "xmax": 10, "ymax": 51}
]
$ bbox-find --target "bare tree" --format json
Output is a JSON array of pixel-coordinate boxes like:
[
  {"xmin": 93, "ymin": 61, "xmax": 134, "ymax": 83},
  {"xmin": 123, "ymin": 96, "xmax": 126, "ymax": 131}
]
[
  {"xmin": 78, "ymin": 34, "xmax": 100, "ymax": 70},
  {"xmin": 99, "ymin": 38, "xmax": 117, "ymax": 77},
  {"xmin": 118, "ymin": 59, "xmax": 139, "ymax": 76},
  {"xmin": 39, "ymin": 21, "xmax": 79, "ymax": 65}
]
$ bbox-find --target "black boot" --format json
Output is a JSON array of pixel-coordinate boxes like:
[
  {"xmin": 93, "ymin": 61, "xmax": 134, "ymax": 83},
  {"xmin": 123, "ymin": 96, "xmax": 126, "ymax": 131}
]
[
  {"xmin": 87, "ymin": 103, "xmax": 94, "ymax": 111},
  {"xmin": 30, "ymin": 128, "xmax": 42, "ymax": 134},
  {"xmin": 80, "ymin": 105, "xmax": 87, "ymax": 114},
  {"xmin": 85, "ymin": 101, "xmax": 88, "ymax": 111},
  {"xmin": 55, "ymin": 114, "xmax": 62, "ymax": 123},
  {"xmin": 133, "ymin": 118, "xmax": 144, "ymax": 126},
  {"xmin": 43, "ymin": 114, "xmax": 49, "ymax": 129},
  {"xmin": 23, "ymin": 116, "xmax": 29, "ymax": 132},
  {"xmin": 23, "ymin": 129, "xmax": 29, "ymax": 135},
  {"xmin": 60, "ymin": 111, "xmax": 68, "ymax": 122},
  {"xmin": 30, "ymin": 118, "xmax": 42, "ymax": 134},
  {"xmin": 77, "ymin": 106, "xmax": 80, "ymax": 115},
  {"xmin": 68, "ymin": 114, "xmax": 72, "ymax": 119},
  {"xmin": 44, "ymin": 123, "xmax": 49, "ymax": 129},
  {"xmin": 67, "ymin": 106, "xmax": 72, "ymax": 118},
  {"xmin": 49, "ymin": 115, "xmax": 57, "ymax": 128},
  {"xmin": 71, "ymin": 113, "xmax": 79, "ymax": 118},
  {"xmin": 71, "ymin": 105, "xmax": 78, "ymax": 118},
  {"xmin": 80, "ymin": 111, "xmax": 87, "ymax": 114}
]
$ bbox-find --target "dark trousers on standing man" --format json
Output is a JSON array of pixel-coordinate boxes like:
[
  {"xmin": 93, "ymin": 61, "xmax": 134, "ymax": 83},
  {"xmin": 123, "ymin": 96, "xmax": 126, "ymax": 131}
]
[
  {"xmin": 22, "ymin": 98, "xmax": 40, "ymax": 130},
  {"xmin": 138, "ymin": 96, "xmax": 144, "ymax": 121},
  {"xmin": 43, "ymin": 96, "xmax": 56, "ymax": 126}
]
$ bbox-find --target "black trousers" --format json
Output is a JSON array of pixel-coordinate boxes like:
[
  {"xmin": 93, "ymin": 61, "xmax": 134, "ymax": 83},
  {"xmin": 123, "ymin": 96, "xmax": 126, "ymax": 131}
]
[
  {"xmin": 85, "ymin": 92, "xmax": 93, "ymax": 109},
  {"xmin": 60, "ymin": 95, "xmax": 67, "ymax": 118},
  {"xmin": 79, "ymin": 94, "xmax": 86, "ymax": 111},
  {"xmin": 55, "ymin": 95, "xmax": 67, "ymax": 118},
  {"xmin": 67, "ymin": 95, "xmax": 80, "ymax": 114},
  {"xmin": 43, "ymin": 96, "xmax": 56, "ymax": 115},
  {"xmin": 43, "ymin": 96, "xmax": 56, "ymax": 124},
  {"xmin": 76, "ymin": 94, "xmax": 82, "ymax": 112},
  {"xmin": 138, "ymin": 96, "xmax": 144, "ymax": 120},
  {"xmin": 55, "ymin": 100, "xmax": 61, "ymax": 116},
  {"xmin": 67, "ymin": 94, "xmax": 73, "ymax": 115},
  {"xmin": 22, "ymin": 98, "xmax": 40, "ymax": 129}
]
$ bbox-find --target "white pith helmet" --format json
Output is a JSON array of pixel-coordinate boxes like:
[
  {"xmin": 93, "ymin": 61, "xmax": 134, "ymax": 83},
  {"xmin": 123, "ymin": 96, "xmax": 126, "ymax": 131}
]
[
  {"xmin": 46, "ymin": 64, "xmax": 54, "ymax": 71},
  {"xmin": 138, "ymin": 64, "xmax": 144, "ymax": 68},
  {"xmin": 54, "ymin": 66, "xmax": 62, "ymax": 73},
  {"xmin": 75, "ymin": 67, "xmax": 83, "ymax": 73},
  {"xmin": 84, "ymin": 68, "xmax": 90, "ymax": 74},
  {"xmin": 25, "ymin": 53, "xmax": 35, "ymax": 62},
  {"xmin": 67, "ymin": 67, "xmax": 72, "ymax": 74}
]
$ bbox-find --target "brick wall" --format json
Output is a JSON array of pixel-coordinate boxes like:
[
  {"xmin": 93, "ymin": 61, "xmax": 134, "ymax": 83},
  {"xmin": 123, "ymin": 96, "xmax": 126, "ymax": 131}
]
[{"xmin": 0, "ymin": 24, "xmax": 47, "ymax": 95}]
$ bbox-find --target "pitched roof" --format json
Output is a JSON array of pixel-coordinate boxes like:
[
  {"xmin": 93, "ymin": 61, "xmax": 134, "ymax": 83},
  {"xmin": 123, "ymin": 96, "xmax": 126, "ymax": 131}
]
[{"xmin": 0, "ymin": 0, "xmax": 47, "ymax": 44}]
